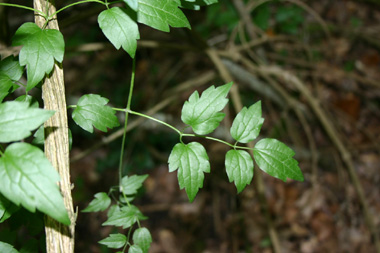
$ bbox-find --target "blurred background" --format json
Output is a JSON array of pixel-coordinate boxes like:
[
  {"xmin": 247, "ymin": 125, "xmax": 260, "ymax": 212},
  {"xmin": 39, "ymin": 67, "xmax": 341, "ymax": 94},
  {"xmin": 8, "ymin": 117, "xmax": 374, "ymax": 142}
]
[{"xmin": 1, "ymin": 0, "xmax": 380, "ymax": 252}]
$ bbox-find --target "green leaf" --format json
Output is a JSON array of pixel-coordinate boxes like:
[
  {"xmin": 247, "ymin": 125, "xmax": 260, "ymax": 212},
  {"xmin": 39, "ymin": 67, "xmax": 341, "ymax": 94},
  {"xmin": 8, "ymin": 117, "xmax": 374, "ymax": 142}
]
[
  {"xmin": 0, "ymin": 55, "xmax": 23, "ymax": 81},
  {"xmin": 129, "ymin": 245, "xmax": 143, "ymax": 253},
  {"xmin": 82, "ymin": 192, "xmax": 111, "ymax": 213},
  {"xmin": 15, "ymin": 95, "xmax": 39, "ymax": 108},
  {"xmin": 0, "ymin": 101, "xmax": 54, "ymax": 143},
  {"xmin": 0, "ymin": 194, "xmax": 20, "ymax": 223},
  {"xmin": 137, "ymin": 0, "xmax": 190, "ymax": 32},
  {"xmin": 253, "ymin": 138, "xmax": 303, "ymax": 182},
  {"xmin": 133, "ymin": 227, "xmax": 152, "ymax": 253},
  {"xmin": 230, "ymin": 101, "xmax": 264, "ymax": 143},
  {"xmin": 123, "ymin": 0, "xmax": 138, "ymax": 11},
  {"xmin": 180, "ymin": 0, "xmax": 218, "ymax": 10},
  {"xmin": 72, "ymin": 94, "xmax": 120, "ymax": 133},
  {"xmin": 103, "ymin": 205, "xmax": 146, "ymax": 229},
  {"xmin": 168, "ymin": 142, "xmax": 210, "ymax": 202},
  {"xmin": 225, "ymin": 150, "xmax": 254, "ymax": 193},
  {"xmin": 0, "ymin": 73, "xmax": 14, "ymax": 103},
  {"xmin": 121, "ymin": 174, "xmax": 148, "ymax": 195},
  {"xmin": 181, "ymin": 82, "xmax": 232, "ymax": 135},
  {"xmin": 99, "ymin": 233, "xmax": 127, "ymax": 249},
  {"xmin": 0, "ymin": 143, "xmax": 70, "ymax": 225},
  {"xmin": 0, "ymin": 242, "xmax": 19, "ymax": 253},
  {"xmin": 98, "ymin": 7, "xmax": 140, "ymax": 58},
  {"xmin": 12, "ymin": 23, "xmax": 64, "ymax": 91}
]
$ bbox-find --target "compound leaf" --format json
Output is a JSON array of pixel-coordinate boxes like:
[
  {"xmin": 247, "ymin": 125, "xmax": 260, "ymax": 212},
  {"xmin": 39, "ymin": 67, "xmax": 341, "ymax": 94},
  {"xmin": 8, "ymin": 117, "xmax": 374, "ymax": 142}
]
[
  {"xmin": 72, "ymin": 94, "xmax": 119, "ymax": 133},
  {"xmin": 230, "ymin": 101, "xmax": 264, "ymax": 143},
  {"xmin": 98, "ymin": 7, "xmax": 140, "ymax": 58},
  {"xmin": 82, "ymin": 192, "xmax": 111, "ymax": 213},
  {"xmin": 0, "ymin": 242, "xmax": 19, "ymax": 253},
  {"xmin": 0, "ymin": 101, "xmax": 54, "ymax": 143},
  {"xmin": 129, "ymin": 245, "xmax": 143, "ymax": 253},
  {"xmin": 99, "ymin": 234, "xmax": 127, "ymax": 249},
  {"xmin": 225, "ymin": 150, "xmax": 254, "ymax": 193},
  {"xmin": 121, "ymin": 174, "xmax": 148, "ymax": 195},
  {"xmin": 12, "ymin": 23, "xmax": 64, "ymax": 91},
  {"xmin": 0, "ymin": 143, "xmax": 70, "ymax": 225},
  {"xmin": 168, "ymin": 142, "xmax": 210, "ymax": 202},
  {"xmin": 137, "ymin": 0, "xmax": 190, "ymax": 32},
  {"xmin": 181, "ymin": 82, "xmax": 232, "ymax": 135},
  {"xmin": 103, "ymin": 205, "xmax": 147, "ymax": 229},
  {"xmin": 132, "ymin": 227, "xmax": 152, "ymax": 253},
  {"xmin": 253, "ymin": 138, "xmax": 304, "ymax": 182}
]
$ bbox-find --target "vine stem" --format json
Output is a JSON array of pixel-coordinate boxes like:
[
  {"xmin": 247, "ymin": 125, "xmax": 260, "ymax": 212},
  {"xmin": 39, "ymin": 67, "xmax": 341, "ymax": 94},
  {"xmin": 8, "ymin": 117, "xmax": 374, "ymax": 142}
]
[
  {"xmin": 118, "ymin": 57, "xmax": 136, "ymax": 188},
  {"xmin": 0, "ymin": 3, "xmax": 46, "ymax": 16},
  {"xmin": 49, "ymin": 0, "xmax": 106, "ymax": 18}
]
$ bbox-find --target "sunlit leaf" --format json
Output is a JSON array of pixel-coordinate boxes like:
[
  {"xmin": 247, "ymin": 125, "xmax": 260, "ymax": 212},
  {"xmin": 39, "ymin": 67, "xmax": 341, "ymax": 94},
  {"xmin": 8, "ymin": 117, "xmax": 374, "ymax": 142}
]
[
  {"xmin": 230, "ymin": 101, "xmax": 264, "ymax": 143},
  {"xmin": 103, "ymin": 205, "xmax": 146, "ymax": 229},
  {"xmin": 225, "ymin": 149, "xmax": 254, "ymax": 193},
  {"xmin": 121, "ymin": 174, "xmax": 148, "ymax": 195},
  {"xmin": 122, "ymin": 0, "xmax": 138, "ymax": 11},
  {"xmin": 181, "ymin": 82, "xmax": 232, "ymax": 135},
  {"xmin": 132, "ymin": 227, "xmax": 152, "ymax": 253},
  {"xmin": 98, "ymin": 7, "xmax": 140, "ymax": 58},
  {"xmin": 168, "ymin": 142, "xmax": 210, "ymax": 202},
  {"xmin": 128, "ymin": 245, "xmax": 143, "ymax": 253},
  {"xmin": 0, "ymin": 241, "xmax": 19, "ymax": 253},
  {"xmin": 0, "ymin": 143, "xmax": 70, "ymax": 225},
  {"xmin": 82, "ymin": 192, "xmax": 111, "ymax": 213},
  {"xmin": 12, "ymin": 23, "xmax": 64, "ymax": 90},
  {"xmin": 0, "ymin": 101, "xmax": 54, "ymax": 143},
  {"xmin": 99, "ymin": 233, "xmax": 127, "ymax": 249},
  {"xmin": 253, "ymin": 138, "xmax": 303, "ymax": 181},
  {"xmin": 72, "ymin": 94, "xmax": 120, "ymax": 133}
]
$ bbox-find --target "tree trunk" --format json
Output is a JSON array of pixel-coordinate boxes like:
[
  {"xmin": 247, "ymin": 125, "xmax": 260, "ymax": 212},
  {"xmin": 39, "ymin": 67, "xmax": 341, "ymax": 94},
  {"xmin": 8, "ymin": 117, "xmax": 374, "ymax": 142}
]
[{"xmin": 33, "ymin": 1, "xmax": 75, "ymax": 252}]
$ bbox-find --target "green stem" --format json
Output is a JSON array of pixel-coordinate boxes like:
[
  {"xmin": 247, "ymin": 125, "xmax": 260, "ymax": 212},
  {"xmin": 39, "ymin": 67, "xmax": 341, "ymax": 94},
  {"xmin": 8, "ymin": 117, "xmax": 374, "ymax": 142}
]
[
  {"xmin": 118, "ymin": 57, "xmax": 136, "ymax": 186},
  {"xmin": 50, "ymin": 0, "xmax": 106, "ymax": 18},
  {"xmin": 0, "ymin": 3, "xmax": 46, "ymax": 17}
]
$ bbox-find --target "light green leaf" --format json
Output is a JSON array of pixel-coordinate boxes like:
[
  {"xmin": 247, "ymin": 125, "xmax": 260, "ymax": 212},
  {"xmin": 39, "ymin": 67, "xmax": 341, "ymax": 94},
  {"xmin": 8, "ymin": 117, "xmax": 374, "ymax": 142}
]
[
  {"xmin": 137, "ymin": 0, "xmax": 190, "ymax": 32},
  {"xmin": 0, "ymin": 242, "xmax": 19, "ymax": 253},
  {"xmin": 82, "ymin": 192, "xmax": 111, "ymax": 213},
  {"xmin": 0, "ymin": 101, "xmax": 54, "ymax": 143},
  {"xmin": 123, "ymin": 0, "xmax": 138, "ymax": 11},
  {"xmin": 103, "ymin": 205, "xmax": 147, "ymax": 229},
  {"xmin": 99, "ymin": 233, "xmax": 127, "ymax": 249},
  {"xmin": 72, "ymin": 94, "xmax": 120, "ymax": 133},
  {"xmin": 180, "ymin": 0, "xmax": 218, "ymax": 10},
  {"xmin": 230, "ymin": 101, "xmax": 264, "ymax": 143},
  {"xmin": 0, "ymin": 73, "xmax": 14, "ymax": 103},
  {"xmin": 0, "ymin": 55, "xmax": 24, "ymax": 81},
  {"xmin": 0, "ymin": 194, "xmax": 20, "ymax": 223},
  {"xmin": 15, "ymin": 95, "xmax": 39, "ymax": 108},
  {"xmin": 168, "ymin": 142, "xmax": 210, "ymax": 202},
  {"xmin": 121, "ymin": 174, "xmax": 148, "ymax": 195},
  {"xmin": 0, "ymin": 143, "xmax": 70, "ymax": 225},
  {"xmin": 225, "ymin": 150, "xmax": 254, "ymax": 193},
  {"xmin": 132, "ymin": 227, "xmax": 152, "ymax": 253},
  {"xmin": 12, "ymin": 23, "xmax": 64, "ymax": 91},
  {"xmin": 98, "ymin": 7, "xmax": 140, "ymax": 58},
  {"xmin": 253, "ymin": 138, "xmax": 303, "ymax": 182},
  {"xmin": 181, "ymin": 82, "xmax": 232, "ymax": 135},
  {"xmin": 129, "ymin": 245, "xmax": 143, "ymax": 253}
]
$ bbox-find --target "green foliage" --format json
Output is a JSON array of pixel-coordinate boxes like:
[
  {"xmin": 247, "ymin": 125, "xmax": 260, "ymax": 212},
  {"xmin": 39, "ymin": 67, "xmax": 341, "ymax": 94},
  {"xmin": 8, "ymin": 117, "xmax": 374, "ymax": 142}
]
[
  {"xmin": 103, "ymin": 205, "xmax": 147, "ymax": 229},
  {"xmin": 99, "ymin": 233, "xmax": 127, "ymax": 249},
  {"xmin": 0, "ymin": 101, "xmax": 54, "ymax": 142},
  {"xmin": 225, "ymin": 150, "xmax": 254, "ymax": 193},
  {"xmin": 72, "ymin": 94, "xmax": 120, "ymax": 133},
  {"xmin": 82, "ymin": 192, "xmax": 111, "ymax": 212},
  {"xmin": 98, "ymin": 7, "xmax": 140, "ymax": 58},
  {"xmin": 0, "ymin": 194, "xmax": 20, "ymax": 223},
  {"xmin": 12, "ymin": 23, "xmax": 64, "ymax": 91},
  {"xmin": 0, "ymin": 143, "xmax": 70, "ymax": 225},
  {"xmin": 0, "ymin": 242, "xmax": 18, "ymax": 253},
  {"xmin": 121, "ymin": 174, "xmax": 149, "ymax": 195},
  {"xmin": 181, "ymin": 82, "xmax": 232, "ymax": 135},
  {"xmin": 132, "ymin": 227, "xmax": 152, "ymax": 253}
]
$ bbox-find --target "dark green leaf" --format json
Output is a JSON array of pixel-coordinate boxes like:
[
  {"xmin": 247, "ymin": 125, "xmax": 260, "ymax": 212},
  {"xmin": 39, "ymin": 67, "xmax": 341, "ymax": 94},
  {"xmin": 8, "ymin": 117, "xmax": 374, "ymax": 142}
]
[
  {"xmin": 253, "ymin": 138, "xmax": 303, "ymax": 182},
  {"xmin": 72, "ymin": 94, "xmax": 119, "ymax": 133},
  {"xmin": 0, "ymin": 242, "xmax": 19, "ymax": 253},
  {"xmin": 19, "ymin": 239, "xmax": 39, "ymax": 253},
  {"xmin": 82, "ymin": 192, "xmax": 111, "ymax": 213},
  {"xmin": 0, "ymin": 194, "xmax": 20, "ymax": 223},
  {"xmin": 225, "ymin": 150, "xmax": 254, "ymax": 193},
  {"xmin": 99, "ymin": 233, "xmax": 127, "ymax": 249},
  {"xmin": 168, "ymin": 142, "xmax": 210, "ymax": 202},
  {"xmin": 0, "ymin": 143, "xmax": 70, "ymax": 225},
  {"xmin": 103, "ymin": 205, "xmax": 146, "ymax": 229},
  {"xmin": 133, "ymin": 227, "xmax": 152, "ymax": 253},
  {"xmin": 12, "ymin": 23, "xmax": 64, "ymax": 90},
  {"xmin": 180, "ymin": 0, "xmax": 218, "ymax": 10},
  {"xmin": 0, "ymin": 73, "xmax": 14, "ymax": 103},
  {"xmin": 0, "ymin": 101, "xmax": 54, "ymax": 143},
  {"xmin": 230, "ymin": 101, "xmax": 264, "ymax": 143},
  {"xmin": 121, "ymin": 174, "xmax": 148, "ymax": 195},
  {"xmin": 0, "ymin": 55, "xmax": 23, "ymax": 81},
  {"xmin": 98, "ymin": 7, "xmax": 140, "ymax": 58},
  {"xmin": 137, "ymin": 0, "xmax": 190, "ymax": 32},
  {"xmin": 181, "ymin": 82, "xmax": 232, "ymax": 135}
]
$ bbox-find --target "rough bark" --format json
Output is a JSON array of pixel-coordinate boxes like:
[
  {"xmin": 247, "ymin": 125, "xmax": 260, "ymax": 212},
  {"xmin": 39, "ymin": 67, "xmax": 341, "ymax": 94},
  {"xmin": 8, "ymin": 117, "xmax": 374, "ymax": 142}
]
[{"xmin": 33, "ymin": 1, "xmax": 75, "ymax": 252}]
